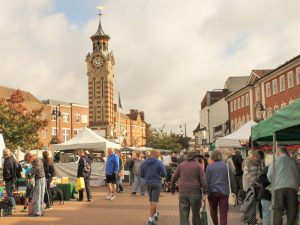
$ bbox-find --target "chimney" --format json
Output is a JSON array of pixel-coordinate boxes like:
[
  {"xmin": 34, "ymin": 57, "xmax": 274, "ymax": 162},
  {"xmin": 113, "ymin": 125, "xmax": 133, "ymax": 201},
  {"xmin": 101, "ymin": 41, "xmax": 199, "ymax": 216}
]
[{"xmin": 139, "ymin": 111, "xmax": 145, "ymax": 121}]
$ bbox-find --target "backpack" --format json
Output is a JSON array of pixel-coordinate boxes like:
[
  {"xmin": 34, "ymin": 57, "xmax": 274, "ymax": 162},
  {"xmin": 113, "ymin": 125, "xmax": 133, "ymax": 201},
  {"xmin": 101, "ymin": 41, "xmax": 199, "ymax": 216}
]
[
  {"xmin": 83, "ymin": 159, "xmax": 91, "ymax": 174},
  {"xmin": 15, "ymin": 162, "xmax": 23, "ymax": 179}
]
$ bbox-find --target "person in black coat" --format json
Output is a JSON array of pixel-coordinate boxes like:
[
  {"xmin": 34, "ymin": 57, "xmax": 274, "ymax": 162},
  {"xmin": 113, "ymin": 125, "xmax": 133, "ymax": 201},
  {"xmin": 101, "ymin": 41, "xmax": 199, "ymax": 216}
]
[
  {"xmin": 2, "ymin": 149, "xmax": 17, "ymax": 210},
  {"xmin": 232, "ymin": 149, "xmax": 245, "ymax": 203},
  {"xmin": 77, "ymin": 150, "xmax": 92, "ymax": 202},
  {"xmin": 42, "ymin": 151, "xmax": 55, "ymax": 209},
  {"xmin": 256, "ymin": 166, "xmax": 271, "ymax": 225}
]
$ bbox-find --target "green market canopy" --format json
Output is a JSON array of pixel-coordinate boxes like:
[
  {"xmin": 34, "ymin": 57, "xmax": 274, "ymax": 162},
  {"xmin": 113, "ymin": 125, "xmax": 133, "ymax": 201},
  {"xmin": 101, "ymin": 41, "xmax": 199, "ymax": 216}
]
[{"xmin": 252, "ymin": 98, "xmax": 300, "ymax": 145}]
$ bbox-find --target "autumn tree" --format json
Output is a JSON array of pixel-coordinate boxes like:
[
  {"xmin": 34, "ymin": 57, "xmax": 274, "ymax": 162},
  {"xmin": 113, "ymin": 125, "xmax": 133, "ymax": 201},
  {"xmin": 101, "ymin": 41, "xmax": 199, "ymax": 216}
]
[
  {"xmin": 147, "ymin": 128, "xmax": 190, "ymax": 153},
  {"xmin": 0, "ymin": 90, "xmax": 47, "ymax": 152}
]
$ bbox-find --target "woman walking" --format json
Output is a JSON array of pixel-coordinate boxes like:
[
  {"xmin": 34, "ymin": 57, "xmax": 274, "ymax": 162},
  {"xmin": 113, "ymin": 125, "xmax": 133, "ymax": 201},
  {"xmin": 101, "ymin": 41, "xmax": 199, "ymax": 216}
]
[
  {"xmin": 42, "ymin": 151, "xmax": 55, "ymax": 209},
  {"xmin": 25, "ymin": 152, "xmax": 46, "ymax": 216},
  {"xmin": 206, "ymin": 150, "xmax": 236, "ymax": 225}
]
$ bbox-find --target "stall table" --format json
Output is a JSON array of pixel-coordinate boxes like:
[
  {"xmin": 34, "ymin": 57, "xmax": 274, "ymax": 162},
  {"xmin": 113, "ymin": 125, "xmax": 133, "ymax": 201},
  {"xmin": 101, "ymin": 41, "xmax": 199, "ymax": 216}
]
[{"xmin": 56, "ymin": 183, "xmax": 77, "ymax": 201}]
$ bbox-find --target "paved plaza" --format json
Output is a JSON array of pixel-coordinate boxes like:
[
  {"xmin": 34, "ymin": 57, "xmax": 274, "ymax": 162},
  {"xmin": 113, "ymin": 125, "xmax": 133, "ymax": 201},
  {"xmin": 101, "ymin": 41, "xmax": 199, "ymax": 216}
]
[{"xmin": 2, "ymin": 186, "xmax": 242, "ymax": 225}]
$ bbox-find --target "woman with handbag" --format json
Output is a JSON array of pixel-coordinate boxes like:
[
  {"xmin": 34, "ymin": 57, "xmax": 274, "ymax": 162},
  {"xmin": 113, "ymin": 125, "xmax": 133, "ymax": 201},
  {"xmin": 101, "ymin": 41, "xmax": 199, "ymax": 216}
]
[{"xmin": 206, "ymin": 150, "xmax": 236, "ymax": 225}]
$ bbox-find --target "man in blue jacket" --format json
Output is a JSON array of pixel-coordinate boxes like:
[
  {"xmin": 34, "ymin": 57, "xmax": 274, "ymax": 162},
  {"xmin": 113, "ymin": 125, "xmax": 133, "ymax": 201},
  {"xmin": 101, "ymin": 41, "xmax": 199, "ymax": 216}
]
[
  {"xmin": 141, "ymin": 150, "xmax": 166, "ymax": 225},
  {"xmin": 105, "ymin": 148, "xmax": 119, "ymax": 200}
]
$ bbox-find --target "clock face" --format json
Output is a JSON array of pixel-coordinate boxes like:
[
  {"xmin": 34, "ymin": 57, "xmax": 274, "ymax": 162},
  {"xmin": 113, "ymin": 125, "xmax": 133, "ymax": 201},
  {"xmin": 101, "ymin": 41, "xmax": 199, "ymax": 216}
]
[{"xmin": 93, "ymin": 57, "xmax": 103, "ymax": 67}]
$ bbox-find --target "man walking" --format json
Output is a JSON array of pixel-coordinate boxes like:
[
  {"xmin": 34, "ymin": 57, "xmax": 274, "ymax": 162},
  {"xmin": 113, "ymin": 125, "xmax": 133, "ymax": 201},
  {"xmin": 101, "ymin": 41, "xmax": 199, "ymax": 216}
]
[
  {"xmin": 2, "ymin": 149, "xmax": 17, "ymax": 211},
  {"xmin": 232, "ymin": 149, "xmax": 244, "ymax": 203},
  {"xmin": 77, "ymin": 150, "xmax": 92, "ymax": 202},
  {"xmin": 267, "ymin": 147, "xmax": 300, "ymax": 225},
  {"xmin": 170, "ymin": 151, "xmax": 208, "ymax": 225},
  {"xmin": 105, "ymin": 148, "xmax": 119, "ymax": 200},
  {"xmin": 141, "ymin": 150, "xmax": 166, "ymax": 225},
  {"xmin": 131, "ymin": 152, "xmax": 145, "ymax": 196}
]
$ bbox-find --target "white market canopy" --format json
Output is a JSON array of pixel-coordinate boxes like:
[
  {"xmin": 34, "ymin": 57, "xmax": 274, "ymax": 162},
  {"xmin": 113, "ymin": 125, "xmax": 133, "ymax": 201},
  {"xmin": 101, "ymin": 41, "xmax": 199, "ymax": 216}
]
[
  {"xmin": 51, "ymin": 127, "xmax": 120, "ymax": 151},
  {"xmin": 0, "ymin": 133, "xmax": 5, "ymax": 168},
  {"xmin": 215, "ymin": 120, "xmax": 257, "ymax": 149}
]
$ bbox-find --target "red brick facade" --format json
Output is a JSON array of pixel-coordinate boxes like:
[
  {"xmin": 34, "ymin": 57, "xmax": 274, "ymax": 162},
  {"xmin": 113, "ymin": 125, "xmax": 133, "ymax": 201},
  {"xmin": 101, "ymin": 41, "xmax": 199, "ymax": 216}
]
[{"xmin": 226, "ymin": 56, "xmax": 300, "ymax": 132}]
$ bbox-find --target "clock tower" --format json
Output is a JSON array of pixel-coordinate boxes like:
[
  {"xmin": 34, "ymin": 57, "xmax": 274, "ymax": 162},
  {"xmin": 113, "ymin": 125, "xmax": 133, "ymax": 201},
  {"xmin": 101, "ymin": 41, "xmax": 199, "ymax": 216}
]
[{"xmin": 86, "ymin": 8, "xmax": 115, "ymax": 137}]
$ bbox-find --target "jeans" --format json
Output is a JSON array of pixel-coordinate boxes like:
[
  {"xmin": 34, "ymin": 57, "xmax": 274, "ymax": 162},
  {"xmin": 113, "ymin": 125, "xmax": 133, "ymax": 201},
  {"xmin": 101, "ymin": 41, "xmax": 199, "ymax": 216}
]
[
  {"xmin": 79, "ymin": 177, "xmax": 92, "ymax": 200},
  {"xmin": 273, "ymin": 188, "xmax": 298, "ymax": 225},
  {"xmin": 44, "ymin": 178, "xmax": 52, "ymax": 207},
  {"xmin": 132, "ymin": 175, "xmax": 145, "ymax": 194},
  {"xmin": 208, "ymin": 192, "xmax": 229, "ymax": 225},
  {"xmin": 5, "ymin": 178, "xmax": 16, "ymax": 208},
  {"xmin": 261, "ymin": 199, "xmax": 271, "ymax": 225},
  {"xmin": 32, "ymin": 177, "xmax": 46, "ymax": 216},
  {"xmin": 234, "ymin": 175, "xmax": 245, "ymax": 203},
  {"xmin": 179, "ymin": 193, "xmax": 202, "ymax": 225}
]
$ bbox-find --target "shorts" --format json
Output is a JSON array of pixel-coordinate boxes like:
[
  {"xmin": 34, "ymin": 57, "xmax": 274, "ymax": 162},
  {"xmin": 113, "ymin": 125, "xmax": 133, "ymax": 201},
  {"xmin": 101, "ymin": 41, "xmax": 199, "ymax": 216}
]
[
  {"xmin": 25, "ymin": 184, "xmax": 33, "ymax": 198},
  {"xmin": 147, "ymin": 183, "xmax": 161, "ymax": 202},
  {"xmin": 106, "ymin": 174, "xmax": 116, "ymax": 184}
]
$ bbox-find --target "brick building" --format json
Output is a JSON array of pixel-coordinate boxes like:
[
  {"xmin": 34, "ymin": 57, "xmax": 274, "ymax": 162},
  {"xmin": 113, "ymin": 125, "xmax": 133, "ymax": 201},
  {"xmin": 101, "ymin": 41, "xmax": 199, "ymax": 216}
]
[
  {"xmin": 226, "ymin": 55, "xmax": 300, "ymax": 132},
  {"xmin": 42, "ymin": 99, "xmax": 89, "ymax": 148}
]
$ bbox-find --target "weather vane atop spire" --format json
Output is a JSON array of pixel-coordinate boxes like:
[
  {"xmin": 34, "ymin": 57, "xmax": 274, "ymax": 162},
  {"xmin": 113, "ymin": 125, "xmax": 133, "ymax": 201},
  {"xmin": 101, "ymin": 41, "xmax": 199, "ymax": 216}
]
[{"xmin": 96, "ymin": 5, "xmax": 104, "ymax": 17}]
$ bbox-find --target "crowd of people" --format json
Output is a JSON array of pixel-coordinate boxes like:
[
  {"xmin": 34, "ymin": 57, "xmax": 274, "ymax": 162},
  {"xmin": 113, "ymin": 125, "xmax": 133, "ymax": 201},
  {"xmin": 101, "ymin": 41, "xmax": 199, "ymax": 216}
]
[{"xmin": 2, "ymin": 147, "xmax": 299, "ymax": 225}]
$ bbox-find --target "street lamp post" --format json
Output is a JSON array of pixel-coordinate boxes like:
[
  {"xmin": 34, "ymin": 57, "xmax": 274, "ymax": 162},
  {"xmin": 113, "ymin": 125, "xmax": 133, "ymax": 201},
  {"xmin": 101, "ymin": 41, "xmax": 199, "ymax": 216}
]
[{"xmin": 51, "ymin": 105, "xmax": 61, "ymax": 139}]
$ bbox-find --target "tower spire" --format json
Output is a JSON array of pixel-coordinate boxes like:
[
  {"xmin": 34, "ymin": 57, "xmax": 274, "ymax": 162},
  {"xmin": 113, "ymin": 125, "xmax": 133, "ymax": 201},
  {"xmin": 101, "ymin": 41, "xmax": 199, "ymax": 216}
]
[{"xmin": 91, "ymin": 5, "xmax": 110, "ymax": 41}]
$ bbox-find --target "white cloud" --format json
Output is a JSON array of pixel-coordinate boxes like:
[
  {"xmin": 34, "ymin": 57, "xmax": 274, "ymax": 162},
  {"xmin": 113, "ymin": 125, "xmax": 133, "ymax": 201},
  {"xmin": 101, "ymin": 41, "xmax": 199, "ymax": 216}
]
[{"xmin": 1, "ymin": 0, "xmax": 300, "ymax": 135}]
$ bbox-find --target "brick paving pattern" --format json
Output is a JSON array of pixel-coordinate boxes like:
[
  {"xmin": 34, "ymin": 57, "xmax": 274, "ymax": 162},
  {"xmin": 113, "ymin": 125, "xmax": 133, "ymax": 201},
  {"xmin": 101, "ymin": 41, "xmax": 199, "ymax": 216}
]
[{"xmin": 2, "ymin": 186, "xmax": 242, "ymax": 225}]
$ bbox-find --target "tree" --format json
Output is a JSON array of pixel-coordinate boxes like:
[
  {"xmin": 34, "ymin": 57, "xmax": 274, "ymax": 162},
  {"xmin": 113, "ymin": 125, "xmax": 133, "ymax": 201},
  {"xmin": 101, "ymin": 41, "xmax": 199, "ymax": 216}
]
[
  {"xmin": 0, "ymin": 90, "xmax": 48, "ymax": 152},
  {"xmin": 147, "ymin": 128, "xmax": 190, "ymax": 153}
]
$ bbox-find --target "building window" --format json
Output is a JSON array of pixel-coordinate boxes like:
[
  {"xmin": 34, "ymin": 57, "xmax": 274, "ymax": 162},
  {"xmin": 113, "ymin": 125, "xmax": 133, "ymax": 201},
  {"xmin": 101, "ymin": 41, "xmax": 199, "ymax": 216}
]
[
  {"xmin": 74, "ymin": 129, "xmax": 81, "ymax": 136},
  {"xmin": 267, "ymin": 108, "xmax": 272, "ymax": 118},
  {"xmin": 62, "ymin": 129, "xmax": 71, "ymax": 142},
  {"xmin": 297, "ymin": 67, "xmax": 300, "ymax": 85},
  {"xmin": 274, "ymin": 105, "xmax": 279, "ymax": 112},
  {"xmin": 75, "ymin": 114, "xmax": 80, "ymax": 123},
  {"xmin": 279, "ymin": 75, "xmax": 285, "ymax": 92},
  {"xmin": 241, "ymin": 96, "xmax": 245, "ymax": 108},
  {"xmin": 289, "ymin": 99, "xmax": 294, "ymax": 105},
  {"xmin": 51, "ymin": 127, "xmax": 57, "ymax": 136},
  {"xmin": 246, "ymin": 114, "xmax": 250, "ymax": 121},
  {"xmin": 255, "ymin": 87, "xmax": 260, "ymax": 102},
  {"xmin": 287, "ymin": 71, "xmax": 294, "ymax": 88},
  {"xmin": 237, "ymin": 98, "xmax": 240, "ymax": 109},
  {"xmin": 272, "ymin": 79, "xmax": 278, "ymax": 95},
  {"xmin": 245, "ymin": 93, "xmax": 249, "ymax": 106},
  {"xmin": 234, "ymin": 100, "xmax": 237, "ymax": 111},
  {"xmin": 41, "ymin": 129, "xmax": 46, "ymax": 139},
  {"xmin": 62, "ymin": 113, "xmax": 70, "ymax": 122},
  {"xmin": 281, "ymin": 103, "xmax": 286, "ymax": 108},
  {"xmin": 230, "ymin": 102, "xmax": 233, "ymax": 112},
  {"xmin": 266, "ymin": 82, "xmax": 271, "ymax": 97}
]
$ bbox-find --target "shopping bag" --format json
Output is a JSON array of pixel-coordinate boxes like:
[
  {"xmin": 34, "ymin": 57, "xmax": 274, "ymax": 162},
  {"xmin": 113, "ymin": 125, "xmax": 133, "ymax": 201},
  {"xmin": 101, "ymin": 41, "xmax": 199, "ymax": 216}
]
[
  {"xmin": 76, "ymin": 177, "xmax": 85, "ymax": 191},
  {"xmin": 228, "ymin": 192, "xmax": 237, "ymax": 206},
  {"xmin": 200, "ymin": 201, "xmax": 214, "ymax": 225}
]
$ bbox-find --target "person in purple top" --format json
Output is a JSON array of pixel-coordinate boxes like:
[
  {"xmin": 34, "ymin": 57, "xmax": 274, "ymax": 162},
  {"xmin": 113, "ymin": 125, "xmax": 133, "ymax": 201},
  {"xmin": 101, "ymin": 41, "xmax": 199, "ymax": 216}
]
[
  {"xmin": 170, "ymin": 151, "xmax": 208, "ymax": 225},
  {"xmin": 206, "ymin": 150, "xmax": 236, "ymax": 225}
]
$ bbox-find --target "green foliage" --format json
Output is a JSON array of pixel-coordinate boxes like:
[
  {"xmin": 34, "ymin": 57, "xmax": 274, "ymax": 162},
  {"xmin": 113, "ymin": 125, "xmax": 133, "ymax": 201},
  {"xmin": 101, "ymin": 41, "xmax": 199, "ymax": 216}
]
[
  {"xmin": 147, "ymin": 128, "xmax": 191, "ymax": 153},
  {"xmin": 0, "ymin": 90, "xmax": 48, "ymax": 152}
]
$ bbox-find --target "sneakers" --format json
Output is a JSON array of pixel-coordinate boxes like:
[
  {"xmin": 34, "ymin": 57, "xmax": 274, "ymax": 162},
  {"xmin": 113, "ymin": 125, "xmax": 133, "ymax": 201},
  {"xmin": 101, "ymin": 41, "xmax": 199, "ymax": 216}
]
[
  {"xmin": 154, "ymin": 212, "xmax": 160, "ymax": 221},
  {"xmin": 45, "ymin": 206, "xmax": 52, "ymax": 210},
  {"xmin": 148, "ymin": 219, "xmax": 156, "ymax": 225},
  {"xmin": 131, "ymin": 192, "xmax": 136, "ymax": 196},
  {"xmin": 109, "ymin": 195, "xmax": 116, "ymax": 200},
  {"xmin": 105, "ymin": 194, "xmax": 111, "ymax": 200},
  {"xmin": 19, "ymin": 208, "xmax": 27, "ymax": 213}
]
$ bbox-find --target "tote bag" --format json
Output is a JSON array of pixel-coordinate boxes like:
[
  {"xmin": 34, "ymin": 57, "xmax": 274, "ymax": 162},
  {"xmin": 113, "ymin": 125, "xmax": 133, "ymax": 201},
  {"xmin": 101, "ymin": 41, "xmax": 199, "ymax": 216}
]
[
  {"xmin": 76, "ymin": 177, "xmax": 85, "ymax": 191},
  {"xmin": 200, "ymin": 201, "xmax": 214, "ymax": 225},
  {"xmin": 227, "ymin": 163, "xmax": 237, "ymax": 206}
]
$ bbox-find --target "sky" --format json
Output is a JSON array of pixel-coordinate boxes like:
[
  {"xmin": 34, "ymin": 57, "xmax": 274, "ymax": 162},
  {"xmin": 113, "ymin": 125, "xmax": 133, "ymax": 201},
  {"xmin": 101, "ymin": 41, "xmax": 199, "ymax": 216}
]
[{"xmin": 1, "ymin": 0, "xmax": 300, "ymax": 136}]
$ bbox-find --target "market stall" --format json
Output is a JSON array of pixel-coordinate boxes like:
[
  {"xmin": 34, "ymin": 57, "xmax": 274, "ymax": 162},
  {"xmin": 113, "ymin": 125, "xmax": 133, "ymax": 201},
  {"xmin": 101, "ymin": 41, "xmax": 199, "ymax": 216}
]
[{"xmin": 251, "ymin": 98, "xmax": 300, "ymax": 224}]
